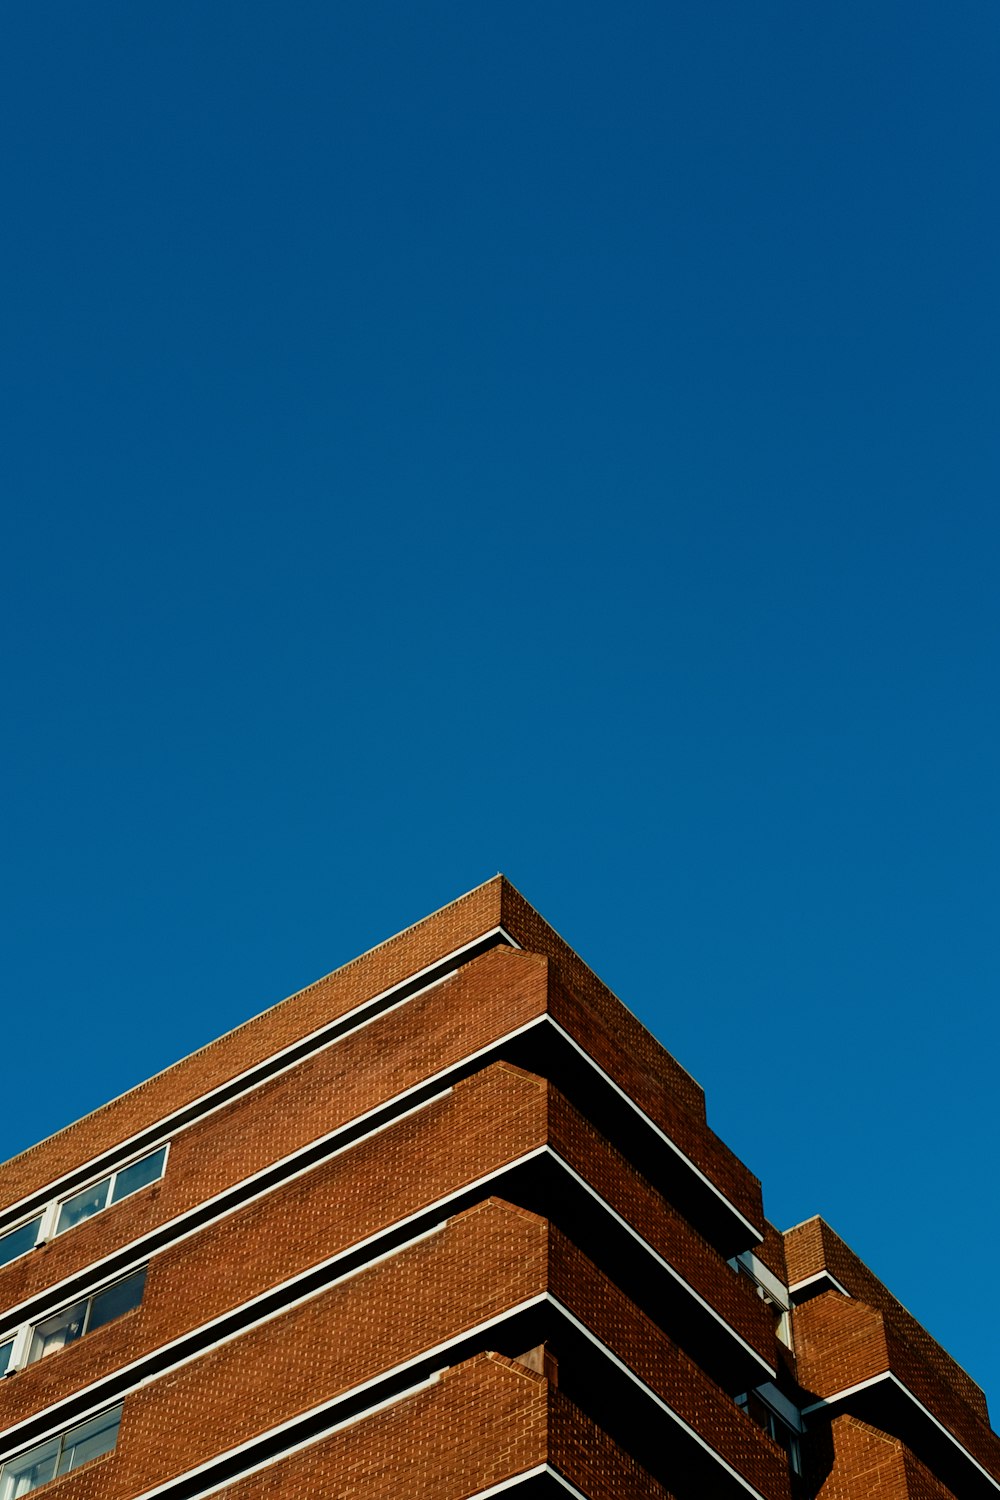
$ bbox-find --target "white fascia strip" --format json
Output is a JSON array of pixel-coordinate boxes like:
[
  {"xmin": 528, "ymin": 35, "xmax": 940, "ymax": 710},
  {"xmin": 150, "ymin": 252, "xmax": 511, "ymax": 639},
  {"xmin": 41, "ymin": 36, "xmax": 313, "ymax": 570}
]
[
  {"xmin": 123, "ymin": 1295, "xmax": 550, "ymax": 1500},
  {"xmin": 2, "ymin": 1126, "xmax": 765, "ymax": 1405},
  {"xmin": 544, "ymin": 1149, "xmax": 774, "ymax": 1376},
  {"xmin": 4, "ymin": 1009, "xmax": 750, "ymax": 1338},
  {"xmin": 3, "ymin": 1008, "xmax": 755, "ymax": 1338},
  {"xmin": 470, "ymin": 1469, "xmax": 590, "ymax": 1499},
  {"xmin": 0, "ymin": 1077, "xmax": 460, "ymax": 1336},
  {"xmin": 0, "ymin": 1153, "xmax": 548, "ymax": 1455},
  {"xmin": 190, "ymin": 1447, "xmax": 588, "ymax": 1500},
  {"xmin": 3, "ymin": 938, "xmax": 754, "ymax": 1266},
  {"xmin": 0, "ymin": 1007, "xmax": 554, "ymax": 1328},
  {"xmin": 544, "ymin": 1471, "xmax": 592, "ymax": 1498},
  {"xmin": 143, "ymin": 1373, "xmax": 442, "ymax": 1500},
  {"xmin": 72, "ymin": 1287, "xmax": 760, "ymax": 1500},
  {"xmin": 0, "ymin": 926, "xmax": 519, "ymax": 1228},
  {"xmin": 546, "ymin": 1295, "xmax": 769, "ymax": 1500},
  {"xmin": 546, "ymin": 1019, "xmax": 762, "ymax": 1242},
  {"xmin": 541, "ymin": 1472, "xmax": 590, "ymax": 1498},
  {"xmin": 469, "ymin": 1470, "xmax": 549, "ymax": 1498},
  {"xmin": 2, "ymin": 1277, "xmax": 767, "ymax": 1499},
  {"xmin": 800, "ymin": 1369, "xmax": 892, "ymax": 1410},
  {"xmin": 788, "ymin": 1269, "xmax": 851, "ymax": 1299},
  {"xmin": 0, "ymin": 1139, "xmax": 765, "ymax": 1458},
  {"xmin": 802, "ymin": 1372, "xmax": 1000, "ymax": 1492}
]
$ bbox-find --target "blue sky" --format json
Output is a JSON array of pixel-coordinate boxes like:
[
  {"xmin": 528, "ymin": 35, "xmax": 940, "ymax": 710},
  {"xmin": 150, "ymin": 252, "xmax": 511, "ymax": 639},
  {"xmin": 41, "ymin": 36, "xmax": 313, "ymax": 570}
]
[{"xmin": 3, "ymin": 1, "xmax": 998, "ymax": 1413}]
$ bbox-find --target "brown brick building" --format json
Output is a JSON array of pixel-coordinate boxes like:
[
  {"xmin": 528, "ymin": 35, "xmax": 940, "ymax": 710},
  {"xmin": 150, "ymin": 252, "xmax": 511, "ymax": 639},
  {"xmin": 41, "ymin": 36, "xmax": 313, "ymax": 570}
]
[{"xmin": 0, "ymin": 877, "xmax": 995, "ymax": 1499}]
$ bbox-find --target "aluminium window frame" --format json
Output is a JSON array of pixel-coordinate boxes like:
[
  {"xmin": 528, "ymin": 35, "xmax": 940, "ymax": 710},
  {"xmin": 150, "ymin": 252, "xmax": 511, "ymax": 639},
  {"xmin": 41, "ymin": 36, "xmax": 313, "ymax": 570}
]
[
  {"xmin": 0, "ymin": 1265, "xmax": 148, "ymax": 1379},
  {"xmin": 0, "ymin": 1402, "xmax": 123, "ymax": 1498},
  {"xmin": 50, "ymin": 1142, "xmax": 171, "ymax": 1241},
  {"xmin": 735, "ymin": 1387, "xmax": 804, "ymax": 1477},
  {"xmin": 0, "ymin": 1332, "xmax": 19, "ymax": 1379},
  {"xmin": 0, "ymin": 1212, "xmax": 47, "ymax": 1274},
  {"xmin": 0, "ymin": 1143, "xmax": 171, "ymax": 1275}
]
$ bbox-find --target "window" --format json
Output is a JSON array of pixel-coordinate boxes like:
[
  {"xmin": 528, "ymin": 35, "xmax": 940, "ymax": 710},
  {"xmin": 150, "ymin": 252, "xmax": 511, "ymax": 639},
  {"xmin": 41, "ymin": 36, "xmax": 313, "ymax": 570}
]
[
  {"xmin": 737, "ymin": 1391, "xmax": 803, "ymax": 1477},
  {"xmin": 0, "ymin": 1340, "xmax": 14, "ymax": 1378},
  {"xmin": 0, "ymin": 1406, "xmax": 122, "ymax": 1498},
  {"xmin": 0, "ymin": 1218, "xmax": 43, "ymax": 1271},
  {"xmin": 55, "ymin": 1148, "xmax": 167, "ymax": 1236},
  {"xmin": 28, "ymin": 1268, "xmax": 146, "ymax": 1365},
  {"xmin": 729, "ymin": 1251, "xmax": 793, "ymax": 1348}
]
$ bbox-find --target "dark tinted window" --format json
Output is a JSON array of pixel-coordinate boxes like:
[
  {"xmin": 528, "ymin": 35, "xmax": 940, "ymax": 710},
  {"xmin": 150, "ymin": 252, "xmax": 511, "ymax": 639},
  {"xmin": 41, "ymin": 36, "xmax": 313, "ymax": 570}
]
[
  {"xmin": 0, "ymin": 1217, "xmax": 42, "ymax": 1268},
  {"xmin": 110, "ymin": 1148, "xmax": 167, "ymax": 1205},
  {"xmin": 88, "ymin": 1268, "xmax": 146, "ymax": 1333}
]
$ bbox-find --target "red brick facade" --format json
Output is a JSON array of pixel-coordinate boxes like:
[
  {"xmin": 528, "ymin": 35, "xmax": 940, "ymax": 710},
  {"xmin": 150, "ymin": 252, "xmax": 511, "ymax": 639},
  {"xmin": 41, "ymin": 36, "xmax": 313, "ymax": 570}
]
[{"xmin": 0, "ymin": 877, "xmax": 994, "ymax": 1499}]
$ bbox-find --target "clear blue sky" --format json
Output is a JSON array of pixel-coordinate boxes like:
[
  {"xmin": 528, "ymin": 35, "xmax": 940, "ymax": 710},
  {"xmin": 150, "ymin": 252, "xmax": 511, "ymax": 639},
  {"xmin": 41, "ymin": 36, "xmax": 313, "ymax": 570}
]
[{"xmin": 3, "ymin": 0, "xmax": 998, "ymax": 1414}]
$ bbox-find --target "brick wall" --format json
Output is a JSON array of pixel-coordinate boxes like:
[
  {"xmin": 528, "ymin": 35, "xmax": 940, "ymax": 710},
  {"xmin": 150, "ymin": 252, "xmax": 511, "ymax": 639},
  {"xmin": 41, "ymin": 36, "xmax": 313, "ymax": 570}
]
[
  {"xmin": 0, "ymin": 874, "xmax": 718, "ymax": 1218},
  {"xmin": 500, "ymin": 879, "xmax": 706, "ymax": 1121},
  {"xmin": 784, "ymin": 1218, "xmax": 988, "ymax": 1424},
  {"xmin": 15, "ymin": 1199, "xmax": 547, "ymax": 1500},
  {"xmin": 793, "ymin": 1292, "xmax": 1000, "ymax": 1482},
  {"xmin": 548, "ymin": 1227, "xmax": 792, "ymax": 1499},
  {"xmin": 548, "ymin": 1087, "xmax": 775, "ymax": 1367},
  {"xmin": 0, "ymin": 1065, "xmax": 546, "ymax": 1429},
  {"xmin": 806, "ymin": 1413, "xmax": 958, "ymax": 1500},
  {"xmin": 0, "ymin": 942, "xmax": 761, "ymax": 1314},
  {"xmin": 0, "ymin": 880, "xmax": 511, "ymax": 1214}
]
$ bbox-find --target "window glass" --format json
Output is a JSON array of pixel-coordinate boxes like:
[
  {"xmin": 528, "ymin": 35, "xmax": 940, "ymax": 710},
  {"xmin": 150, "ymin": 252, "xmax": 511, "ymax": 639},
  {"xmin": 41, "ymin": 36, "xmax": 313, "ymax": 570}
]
[
  {"xmin": 88, "ymin": 1268, "xmax": 146, "ymax": 1334},
  {"xmin": 56, "ymin": 1178, "xmax": 111, "ymax": 1235},
  {"xmin": 0, "ymin": 1340, "xmax": 14, "ymax": 1378},
  {"xmin": 27, "ymin": 1268, "xmax": 147, "ymax": 1367},
  {"xmin": 0, "ymin": 1218, "xmax": 42, "ymax": 1269},
  {"xmin": 0, "ymin": 1408, "xmax": 123, "ymax": 1498},
  {"xmin": 54, "ymin": 1407, "xmax": 121, "ymax": 1476},
  {"xmin": 739, "ymin": 1391, "xmax": 802, "ymax": 1478},
  {"xmin": 0, "ymin": 1438, "xmax": 60, "ymax": 1499},
  {"xmin": 110, "ymin": 1148, "xmax": 167, "ymax": 1205},
  {"xmin": 29, "ymin": 1302, "xmax": 88, "ymax": 1364}
]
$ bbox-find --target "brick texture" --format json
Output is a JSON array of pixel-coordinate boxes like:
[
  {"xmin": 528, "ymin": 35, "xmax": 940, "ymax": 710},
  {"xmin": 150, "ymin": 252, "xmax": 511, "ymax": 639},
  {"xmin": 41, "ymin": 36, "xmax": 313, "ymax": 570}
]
[
  {"xmin": 784, "ymin": 1218, "xmax": 988, "ymax": 1424},
  {"xmin": 806, "ymin": 1413, "xmax": 958, "ymax": 1500},
  {"xmin": 14, "ymin": 1200, "xmax": 548, "ymax": 1499},
  {"xmin": 0, "ymin": 880, "xmax": 511, "ymax": 1214},
  {"xmin": 216, "ymin": 1354, "xmax": 552, "ymax": 1500},
  {"xmin": 500, "ymin": 879, "xmax": 706, "ymax": 1122},
  {"xmin": 0, "ymin": 944, "xmax": 760, "ymax": 1313},
  {"xmin": 0, "ymin": 875, "xmax": 712, "ymax": 1218},
  {"xmin": 4, "ymin": 1199, "xmax": 787, "ymax": 1500},
  {"xmin": 548, "ymin": 1087, "xmax": 775, "ymax": 1368},
  {"xmin": 199, "ymin": 1353, "xmax": 673, "ymax": 1500},
  {"xmin": 793, "ymin": 1291, "xmax": 1000, "ymax": 1483},
  {"xmin": 548, "ymin": 1227, "xmax": 792, "ymax": 1499},
  {"xmin": 1, "ymin": 1061, "xmax": 774, "ymax": 1442}
]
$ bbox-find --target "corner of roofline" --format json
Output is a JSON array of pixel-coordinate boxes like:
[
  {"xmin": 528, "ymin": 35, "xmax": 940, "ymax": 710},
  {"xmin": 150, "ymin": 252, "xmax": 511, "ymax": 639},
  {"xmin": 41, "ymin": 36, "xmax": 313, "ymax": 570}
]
[
  {"xmin": 0, "ymin": 875, "xmax": 513, "ymax": 1184},
  {"xmin": 782, "ymin": 1214, "xmax": 825, "ymax": 1236},
  {"xmin": 495, "ymin": 878, "xmax": 705, "ymax": 1103}
]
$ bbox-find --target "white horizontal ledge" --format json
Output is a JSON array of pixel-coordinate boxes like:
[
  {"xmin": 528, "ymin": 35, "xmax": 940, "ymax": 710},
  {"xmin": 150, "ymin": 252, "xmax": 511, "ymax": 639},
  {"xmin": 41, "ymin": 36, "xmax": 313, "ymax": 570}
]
[{"xmin": 802, "ymin": 1372, "xmax": 1000, "ymax": 1493}]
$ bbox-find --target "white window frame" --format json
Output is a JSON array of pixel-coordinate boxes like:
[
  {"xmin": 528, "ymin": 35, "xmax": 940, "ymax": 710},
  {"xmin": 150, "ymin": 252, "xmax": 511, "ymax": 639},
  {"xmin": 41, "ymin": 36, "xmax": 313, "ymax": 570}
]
[
  {"xmin": 0, "ymin": 1266, "xmax": 148, "ymax": 1379},
  {"xmin": 0, "ymin": 1329, "xmax": 25, "ymax": 1379},
  {"xmin": 0, "ymin": 1142, "xmax": 171, "ymax": 1278},
  {"xmin": 0, "ymin": 1402, "xmax": 123, "ymax": 1498},
  {"xmin": 736, "ymin": 1386, "xmax": 803, "ymax": 1476},
  {"xmin": 729, "ymin": 1250, "xmax": 793, "ymax": 1349},
  {"xmin": 0, "ymin": 1213, "xmax": 46, "ymax": 1272},
  {"xmin": 51, "ymin": 1144, "xmax": 171, "ymax": 1241}
]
